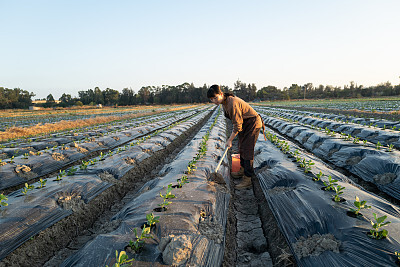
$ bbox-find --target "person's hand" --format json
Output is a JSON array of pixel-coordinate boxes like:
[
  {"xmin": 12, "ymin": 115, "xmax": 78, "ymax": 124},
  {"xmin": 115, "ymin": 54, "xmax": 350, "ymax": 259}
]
[{"xmin": 226, "ymin": 139, "xmax": 232, "ymax": 149}]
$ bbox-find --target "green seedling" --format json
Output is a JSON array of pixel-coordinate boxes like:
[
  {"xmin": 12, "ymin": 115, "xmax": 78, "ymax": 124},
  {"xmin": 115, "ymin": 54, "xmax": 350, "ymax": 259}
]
[
  {"xmin": 67, "ymin": 167, "xmax": 77, "ymax": 176},
  {"xmin": 106, "ymin": 250, "xmax": 134, "ymax": 267},
  {"xmin": 80, "ymin": 160, "xmax": 89, "ymax": 170},
  {"xmin": 129, "ymin": 226, "xmax": 153, "ymax": 253},
  {"xmin": 176, "ymin": 175, "xmax": 189, "ymax": 188},
  {"xmin": 369, "ymin": 213, "xmax": 391, "ymax": 239},
  {"xmin": 395, "ymin": 251, "xmax": 400, "ymax": 261},
  {"xmin": 21, "ymin": 183, "xmax": 34, "ymax": 195},
  {"xmin": 392, "ymin": 126, "xmax": 397, "ymax": 131},
  {"xmin": 55, "ymin": 170, "xmax": 66, "ymax": 181},
  {"xmin": 323, "ymin": 175, "xmax": 338, "ymax": 191},
  {"xmin": 186, "ymin": 164, "xmax": 196, "ymax": 174},
  {"xmin": 333, "ymin": 185, "xmax": 345, "ymax": 202},
  {"xmin": 159, "ymin": 184, "xmax": 175, "ymax": 210},
  {"xmin": 281, "ymin": 143, "xmax": 290, "ymax": 154},
  {"xmin": 349, "ymin": 196, "xmax": 371, "ymax": 216},
  {"xmin": 314, "ymin": 171, "xmax": 325, "ymax": 181},
  {"xmin": 23, "ymin": 153, "xmax": 29, "ymax": 159},
  {"xmin": 0, "ymin": 193, "xmax": 8, "ymax": 207},
  {"xmin": 38, "ymin": 178, "xmax": 47, "ymax": 188},
  {"xmin": 376, "ymin": 141, "xmax": 382, "ymax": 150},
  {"xmin": 304, "ymin": 159, "xmax": 315, "ymax": 173},
  {"xmin": 9, "ymin": 156, "xmax": 15, "ymax": 164},
  {"xmin": 299, "ymin": 159, "xmax": 314, "ymax": 173},
  {"xmin": 353, "ymin": 137, "xmax": 360, "ymax": 144},
  {"xmin": 387, "ymin": 144, "xmax": 394, "ymax": 152},
  {"xmin": 363, "ymin": 139, "xmax": 367, "ymax": 146},
  {"xmin": 146, "ymin": 213, "xmax": 160, "ymax": 227}
]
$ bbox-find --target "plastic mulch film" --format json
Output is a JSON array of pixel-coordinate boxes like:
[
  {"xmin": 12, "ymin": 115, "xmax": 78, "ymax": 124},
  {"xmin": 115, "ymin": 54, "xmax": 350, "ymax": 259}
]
[
  {"xmin": 256, "ymin": 106, "xmax": 400, "ymax": 149},
  {"xmin": 254, "ymin": 134, "xmax": 400, "ymax": 267},
  {"xmin": 259, "ymin": 113, "xmax": 400, "ymax": 202},
  {"xmin": 0, "ymin": 174, "xmax": 112, "ymax": 261},
  {"xmin": 61, "ymin": 107, "xmax": 230, "ymax": 267},
  {"xmin": 0, "ymin": 111, "xmax": 201, "ymax": 191},
  {"xmin": 0, "ymin": 108, "xmax": 212, "ymax": 261}
]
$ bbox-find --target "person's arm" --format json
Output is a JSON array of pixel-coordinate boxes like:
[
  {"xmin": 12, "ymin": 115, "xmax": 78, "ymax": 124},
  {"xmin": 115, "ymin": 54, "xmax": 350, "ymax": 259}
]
[
  {"xmin": 226, "ymin": 131, "xmax": 238, "ymax": 149},
  {"xmin": 226, "ymin": 100, "xmax": 242, "ymax": 149}
]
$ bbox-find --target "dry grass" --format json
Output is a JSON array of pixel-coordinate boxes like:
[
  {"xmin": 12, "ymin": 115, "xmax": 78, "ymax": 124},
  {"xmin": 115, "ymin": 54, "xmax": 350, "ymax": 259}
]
[
  {"xmin": 0, "ymin": 105, "xmax": 173, "ymax": 119},
  {"xmin": 0, "ymin": 105, "xmax": 200, "ymax": 141}
]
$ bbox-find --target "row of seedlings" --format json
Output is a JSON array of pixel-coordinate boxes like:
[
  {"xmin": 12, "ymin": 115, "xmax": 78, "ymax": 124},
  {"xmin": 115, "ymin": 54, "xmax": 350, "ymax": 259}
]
[
  {"xmin": 0, "ymin": 106, "xmax": 204, "ymax": 160},
  {"xmin": 254, "ymin": 109, "xmax": 400, "ymax": 203},
  {"xmin": 264, "ymin": 103, "xmax": 400, "ymax": 124},
  {"xmin": 0, "ymin": 106, "xmax": 163, "ymax": 130},
  {"xmin": 253, "ymin": 128, "xmax": 400, "ymax": 266},
  {"xmin": 60, "ymin": 106, "xmax": 230, "ymax": 267},
  {"xmin": 0, "ymin": 107, "xmax": 206, "ymax": 192},
  {"xmin": 0, "ymin": 105, "xmax": 185, "ymax": 133},
  {"xmin": 257, "ymin": 106, "xmax": 400, "ymax": 149},
  {"xmin": 0, "ymin": 107, "xmax": 215, "ymax": 266}
]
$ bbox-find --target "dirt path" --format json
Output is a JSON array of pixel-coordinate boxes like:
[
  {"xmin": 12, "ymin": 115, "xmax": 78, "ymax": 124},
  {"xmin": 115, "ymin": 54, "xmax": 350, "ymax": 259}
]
[{"xmin": 223, "ymin": 118, "xmax": 294, "ymax": 267}]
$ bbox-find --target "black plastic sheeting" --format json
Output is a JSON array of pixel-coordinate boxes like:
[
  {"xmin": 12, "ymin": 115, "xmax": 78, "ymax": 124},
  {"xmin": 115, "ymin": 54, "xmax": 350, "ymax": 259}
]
[
  {"xmin": 0, "ymin": 174, "xmax": 112, "ymax": 261},
  {"xmin": 0, "ymin": 112, "xmax": 172, "ymax": 157},
  {"xmin": 78, "ymin": 113, "xmax": 206, "ymax": 180},
  {"xmin": 0, "ymin": 110, "xmax": 205, "ymax": 191},
  {"xmin": 254, "ymin": 131, "xmax": 400, "ymax": 266},
  {"xmin": 257, "ymin": 106, "xmax": 400, "ymax": 131},
  {"xmin": 0, "ymin": 107, "xmax": 214, "ymax": 261},
  {"xmin": 257, "ymin": 112, "xmax": 400, "ymax": 203},
  {"xmin": 256, "ymin": 106, "xmax": 400, "ymax": 149},
  {"xmin": 61, "ymin": 107, "xmax": 230, "ymax": 267}
]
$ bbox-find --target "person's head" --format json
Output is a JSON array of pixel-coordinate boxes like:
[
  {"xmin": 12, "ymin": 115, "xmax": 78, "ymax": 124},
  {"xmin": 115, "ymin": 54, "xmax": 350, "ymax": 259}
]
[{"xmin": 207, "ymin": 84, "xmax": 224, "ymax": 105}]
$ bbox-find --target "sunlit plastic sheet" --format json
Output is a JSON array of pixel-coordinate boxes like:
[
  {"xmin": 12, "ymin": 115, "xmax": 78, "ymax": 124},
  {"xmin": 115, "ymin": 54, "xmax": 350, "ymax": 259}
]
[
  {"xmin": 51, "ymin": 137, "xmax": 72, "ymax": 145},
  {"xmin": 0, "ymin": 174, "xmax": 112, "ymax": 261},
  {"xmin": 0, "ymin": 147, "xmax": 34, "ymax": 158},
  {"xmin": 61, "ymin": 107, "xmax": 230, "ymax": 267},
  {"xmin": 260, "ymin": 113, "xmax": 400, "ymax": 202},
  {"xmin": 0, "ymin": 111, "xmax": 204, "ymax": 191},
  {"xmin": 0, "ymin": 150, "xmax": 86, "ymax": 191},
  {"xmin": 74, "ymin": 110, "xmax": 210, "ymax": 180},
  {"xmin": 147, "ymin": 136, "xmax": 171, "ymax": 148},
  {"xmin": 254, "ymin": 136, "xmax": 400, "ymax": 266},
  {"xmin": 257, "ymin": 107, "xmax": 400, "ymax": 146}
]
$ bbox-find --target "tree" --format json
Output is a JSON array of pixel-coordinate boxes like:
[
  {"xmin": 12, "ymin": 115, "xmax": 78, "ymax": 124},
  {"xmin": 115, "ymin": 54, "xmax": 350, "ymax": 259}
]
[
  {"xmin": 138, "ymin": 86, "xmax": 151, "ymax": 104},
  {"xmin": 103, "ymin": 88, "xmax": 119, "ymax": 105},
  {"xmin": 44, "ymin": 94, "xmax": 55, "ymax": 107},
  {"xmin": 119, "ymin": 87, "xmax": 135, "ymax": 106},
  {"xmin": 94, "ymin": 87, "xmax": 104, "ymax": 104},
  {"xmin": 59, "ymin": 93, "xmax": 73, "ymax": 107},
  {"xmin": 303, "ymin": 83, "xmax": 313, "ymax": 99}
]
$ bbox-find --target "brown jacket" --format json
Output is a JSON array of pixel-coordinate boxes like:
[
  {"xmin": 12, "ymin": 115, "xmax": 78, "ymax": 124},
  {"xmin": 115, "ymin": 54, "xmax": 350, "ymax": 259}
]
[{"xmin": 221, "ymin": 96, "xmax": 262, "ymax": 134}]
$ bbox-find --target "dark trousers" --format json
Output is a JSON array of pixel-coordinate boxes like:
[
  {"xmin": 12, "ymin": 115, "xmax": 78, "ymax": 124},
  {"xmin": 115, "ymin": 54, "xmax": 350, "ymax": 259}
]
[
  {"xmin": 240, "ymin": 158, "xmax": 255, "ymax": 177},
  {"xmin": 238, "ymin": 116, "xmax": 261, "ymax": 177}
]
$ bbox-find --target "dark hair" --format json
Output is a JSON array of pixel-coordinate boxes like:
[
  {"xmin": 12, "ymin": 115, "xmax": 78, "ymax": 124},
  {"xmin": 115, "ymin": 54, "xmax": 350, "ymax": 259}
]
[{"xmin": 207, "ymin": 84, "xmax": 234, "ymax": 98}]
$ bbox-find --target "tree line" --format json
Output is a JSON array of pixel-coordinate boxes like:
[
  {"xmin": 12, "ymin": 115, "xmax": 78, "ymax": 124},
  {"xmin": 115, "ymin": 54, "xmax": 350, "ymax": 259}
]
[
  {"xmin": 0, "ymin": 87, "xmax": 35, "ymax": 109},
  {"xmin": 1, "ymin": 80, "xmax": 400, "ymax": 109}
]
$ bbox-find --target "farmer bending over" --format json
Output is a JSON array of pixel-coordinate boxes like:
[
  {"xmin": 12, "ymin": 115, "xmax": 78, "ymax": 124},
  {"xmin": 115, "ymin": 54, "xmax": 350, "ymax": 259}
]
[{"xmin": 207, "ymin": 84, "xmax": 265, "ymax": 189}]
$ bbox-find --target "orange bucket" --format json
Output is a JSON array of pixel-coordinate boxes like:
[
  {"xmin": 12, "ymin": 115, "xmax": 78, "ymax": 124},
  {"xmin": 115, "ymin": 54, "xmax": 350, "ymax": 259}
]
[{"xmin": 232, "ymin": 154, "xmax": 241, "ymax": 172}]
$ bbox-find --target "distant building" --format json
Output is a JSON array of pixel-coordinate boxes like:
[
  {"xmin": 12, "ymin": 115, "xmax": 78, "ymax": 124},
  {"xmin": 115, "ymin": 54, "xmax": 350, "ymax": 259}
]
[{"xmin": 29, "ymin": 106, "xmax": 41, "ymax": 110}]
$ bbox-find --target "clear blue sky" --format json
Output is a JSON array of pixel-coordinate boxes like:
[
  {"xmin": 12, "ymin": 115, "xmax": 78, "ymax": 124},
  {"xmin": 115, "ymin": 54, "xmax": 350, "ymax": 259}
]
[{"xmin": 1, "ymin": 0, "xmax": 399, "ymax": 99}]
